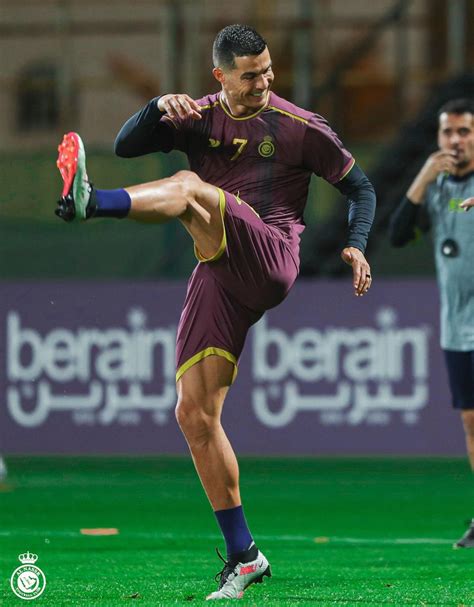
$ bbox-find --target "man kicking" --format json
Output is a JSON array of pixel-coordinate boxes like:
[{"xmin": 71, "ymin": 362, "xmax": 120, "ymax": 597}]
[{"xmin": 55, "ymin": 24, "xmax": 376, "ymax": 600}]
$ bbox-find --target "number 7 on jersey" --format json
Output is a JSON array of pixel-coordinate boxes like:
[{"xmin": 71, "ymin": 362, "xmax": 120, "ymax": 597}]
[{"xmin": 231, "ymin": 138, "xmax": 248, "ymax": 161}]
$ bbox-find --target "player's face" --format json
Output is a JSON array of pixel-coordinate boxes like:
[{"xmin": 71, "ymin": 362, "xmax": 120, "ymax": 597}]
[
  {"xmin": 215, "ymin": 47, "xmax": 274, "ymax": 115},
  {"xmin": 438, "ymin": 112, "xmax": 474, "ymax": 171}
]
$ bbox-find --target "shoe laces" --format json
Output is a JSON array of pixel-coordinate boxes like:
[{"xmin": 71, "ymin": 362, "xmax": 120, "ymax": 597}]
[{"xmin": 214, "ymin": 548, "xmax": 237, "ymax": 589}]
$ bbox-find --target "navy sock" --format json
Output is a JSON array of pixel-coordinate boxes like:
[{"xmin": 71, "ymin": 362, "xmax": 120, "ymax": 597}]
[
  {"xmin": 214, "ymin": 505, "xmax": 254, "ymax": 559},
  {"xmin": 90, "ymin": 188, "xmax": 131, "ymax": 218}
]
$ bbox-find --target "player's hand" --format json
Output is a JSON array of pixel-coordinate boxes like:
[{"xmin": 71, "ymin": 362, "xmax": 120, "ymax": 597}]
[
  {"xmin": 158, "ymin": 94, "xmax": 202, "ymax": 121},
  {"xmin": 417, "ymin": 150, "xmax": 458, "ymax": 185},
  {"xmin": 460, "ymin": 197, "xmax": 474, "ymax": 211},
  {"xmin": 341, "ymin": 247, "xmax": 372, "ymax": 297}
]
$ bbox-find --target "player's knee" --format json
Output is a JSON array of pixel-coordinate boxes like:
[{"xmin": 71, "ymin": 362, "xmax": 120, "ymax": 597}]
[
  {"xmin": 175, "ymin": 397, "xmax": 215, "ymax": 442},
  {"xmin": 169, "ymin": 171, "xmax": 204, "ymax": 213},
  {"xmin": 171, "ymin": 170, "xmax": 202, "ymax": 193},
  {"xmin": 172, "ymin": 169, "xmax": 199, "ymax": 181}
]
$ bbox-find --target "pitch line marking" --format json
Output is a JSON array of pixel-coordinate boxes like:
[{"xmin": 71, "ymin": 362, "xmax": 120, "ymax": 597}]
[{"xmin": 0, "ymin": 530, "xmax": 454, "ymax": 545}]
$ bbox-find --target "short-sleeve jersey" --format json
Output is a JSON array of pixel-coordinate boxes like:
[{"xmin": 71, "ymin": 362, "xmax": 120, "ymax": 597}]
[
  {"xmin": 425, "ymin": 172, "xmax": 474, "ymax": 350},
  {"xmin": 162, "ymin": 91, "xmax": 354, "ymax": 256}
]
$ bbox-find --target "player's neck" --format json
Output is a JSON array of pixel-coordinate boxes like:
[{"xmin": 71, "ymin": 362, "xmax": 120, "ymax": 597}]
[
  {"xmin": 454, "ymin": 161, "xmax": 474, "ymax": 178},
  {"xmin": 219, "ymin": 91, "xmax": 269, "ymax": 117}
]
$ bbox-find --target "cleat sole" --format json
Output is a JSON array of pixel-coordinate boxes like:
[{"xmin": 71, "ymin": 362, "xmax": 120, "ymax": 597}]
[
  {"xmin": 57, "ymin": 132, "xmax": 81, "ymax": 197},
  {"xmin": 55, "ymin": 131, "xmax": 90, "ymax": 220},
  {"xmin": 244, "ymin": 565, "xmax": 271, "ymax": 590}
]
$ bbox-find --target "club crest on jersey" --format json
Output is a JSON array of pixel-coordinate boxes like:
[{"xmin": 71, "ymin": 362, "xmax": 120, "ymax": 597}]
[
  {"xmin": 208, "ymin": 138, "xmax": 221, "ymax": 148},
  {"xmin": 258, "ymin": 136, "xmax": 275, "ymax": 158}
]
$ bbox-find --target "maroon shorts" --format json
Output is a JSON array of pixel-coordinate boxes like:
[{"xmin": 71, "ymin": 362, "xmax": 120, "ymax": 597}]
[{"xmin": 175, "ymin": 189, "xmax": 299, "ymax": 382}]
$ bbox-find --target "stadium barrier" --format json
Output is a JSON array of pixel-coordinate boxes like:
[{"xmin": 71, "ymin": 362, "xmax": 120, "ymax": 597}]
[{"xmin": 0, "ymin": 279, "xmax": 462, "ymax": 455}]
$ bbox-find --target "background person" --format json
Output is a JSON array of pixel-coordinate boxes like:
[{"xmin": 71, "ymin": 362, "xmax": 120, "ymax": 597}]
[{"xmin": 390, "ymin": 98, "xmax": 474, "ymax": 548}]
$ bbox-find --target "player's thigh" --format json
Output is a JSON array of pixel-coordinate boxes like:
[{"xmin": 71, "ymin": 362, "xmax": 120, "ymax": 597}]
[{"xmin": 177, "ymin": 355, "xmax": 234, "ymax": 418}]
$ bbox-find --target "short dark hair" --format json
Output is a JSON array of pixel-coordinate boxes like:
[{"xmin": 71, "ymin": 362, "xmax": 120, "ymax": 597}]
[
  {"xmin": 438, "ymin": 98, "xmax": 474, "ymax": 119},
  {"xmin": 213, "ymin": 24, "xmax": 267, "ymax": 70}
]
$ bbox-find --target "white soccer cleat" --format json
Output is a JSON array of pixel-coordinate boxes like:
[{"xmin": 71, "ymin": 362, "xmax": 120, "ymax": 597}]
[{"xmin": 206, "ymin": 549, "xmax": 271, "ymax": 600}]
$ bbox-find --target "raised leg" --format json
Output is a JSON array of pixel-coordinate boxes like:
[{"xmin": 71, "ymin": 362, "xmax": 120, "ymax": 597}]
[
  {"xmin": 55, "ymin": 132, "xmax": 225, "ymax": 261},
  {"xmin": 126, "ymin": 170, "xmax": 224, "ymax": 261}
]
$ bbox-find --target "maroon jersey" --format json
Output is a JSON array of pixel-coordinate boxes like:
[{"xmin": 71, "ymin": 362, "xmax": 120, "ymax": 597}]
[
  {"xmin": 162, "ymin": 91, "xmax": 354, "ymax": 257},
  {"xmin": 116, "ymin": 92, "xmax": 357, "ymax": 378}
]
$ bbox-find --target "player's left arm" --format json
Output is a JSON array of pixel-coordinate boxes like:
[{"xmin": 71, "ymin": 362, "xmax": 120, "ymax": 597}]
[
  {"xmin": 333, "ymin": 164, "xmax": 376, "ymax": 297},
  {"xmin": 302, "ymin": 116, "xmax": 376, "ymax": 297}
]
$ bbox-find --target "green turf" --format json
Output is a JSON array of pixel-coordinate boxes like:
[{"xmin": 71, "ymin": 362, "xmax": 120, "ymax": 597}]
[{"xmin": 1, "ymin": 457, "xmax": 474, "ymax": 606}]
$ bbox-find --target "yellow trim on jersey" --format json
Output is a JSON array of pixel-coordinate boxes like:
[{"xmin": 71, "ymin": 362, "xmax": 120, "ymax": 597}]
[
  {"xmin": 194, "ymin": 188, "xmax": 227, "ymax": 262},
  {"xmin": 267, "ymin": 106, "xmax": 309, "ymax": 125},
  {"xmin": 337, "ymin": 157, "xmax": 356, "ymax": 182},
  {"xmin": 235, "ymin": 194, "xmax": 260, "ymax": 217},
  {"xmin": 218, "ymin": 93, "xmax": 269, "ymax": 121},
  {"xmin": 176, "ymin": 348, "xmax": 238, "ymax": 383}
]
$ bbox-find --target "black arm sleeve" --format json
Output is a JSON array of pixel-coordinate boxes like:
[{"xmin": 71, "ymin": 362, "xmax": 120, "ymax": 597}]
[
  {"xmin": 114, "ymin": 96, "xmax": 175, "ymax": 158},
  {"xmin": 389, "ymin": 196, "xmax": 431, "ymax": 247},
  {"xmin": 333, "ymin": 164, "xmax": 376, "ymax": 253}
]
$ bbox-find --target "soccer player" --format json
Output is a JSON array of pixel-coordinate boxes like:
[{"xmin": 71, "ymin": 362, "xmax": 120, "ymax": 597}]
[
  {"xmin": 390, "ymin": 98, "xmax": 474, "ymax": 548},
  {"xmin": 55, "ymin": 25, "xmax": 375, "ymax": 599}
]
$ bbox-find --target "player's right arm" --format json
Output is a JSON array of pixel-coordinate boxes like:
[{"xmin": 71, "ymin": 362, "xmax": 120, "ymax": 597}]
[
  {"xmin": 114, "ymin": 94, "xmax": 201, "ymax": 158},
  {"xmin": 388, "ymin": 150, "xmax": 456, "ymax": 246},
  {"xmin": 157, "ymin": 94, "xmax": 202, "ymax": 122},
  {"xmin": 388, "ymin": 197, "xmax": 430, "ymax": 247},
  {"xmin": 406, "ymin": 150, "xmax": 457, "ymax": 204}
]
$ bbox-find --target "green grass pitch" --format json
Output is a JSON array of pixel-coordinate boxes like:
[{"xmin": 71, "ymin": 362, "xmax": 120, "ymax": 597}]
[{"xmin": 1, "ymin": 457, "xmax": 474, "ymax": 606}]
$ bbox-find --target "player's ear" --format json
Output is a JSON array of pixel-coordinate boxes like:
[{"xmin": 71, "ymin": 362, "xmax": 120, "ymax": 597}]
[{"xmin": 213, "ymin": 67, "xmax": 225, "ymax": 85}]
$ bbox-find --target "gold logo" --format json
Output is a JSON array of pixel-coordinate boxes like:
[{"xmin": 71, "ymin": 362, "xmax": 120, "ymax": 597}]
[
  {"xmin": 209, "ymin": 138, "xmax": 221, "ymax": 148},
  {"xmin": 258, "ymin": 136, "xmax": 275, "ymax": 158}
]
